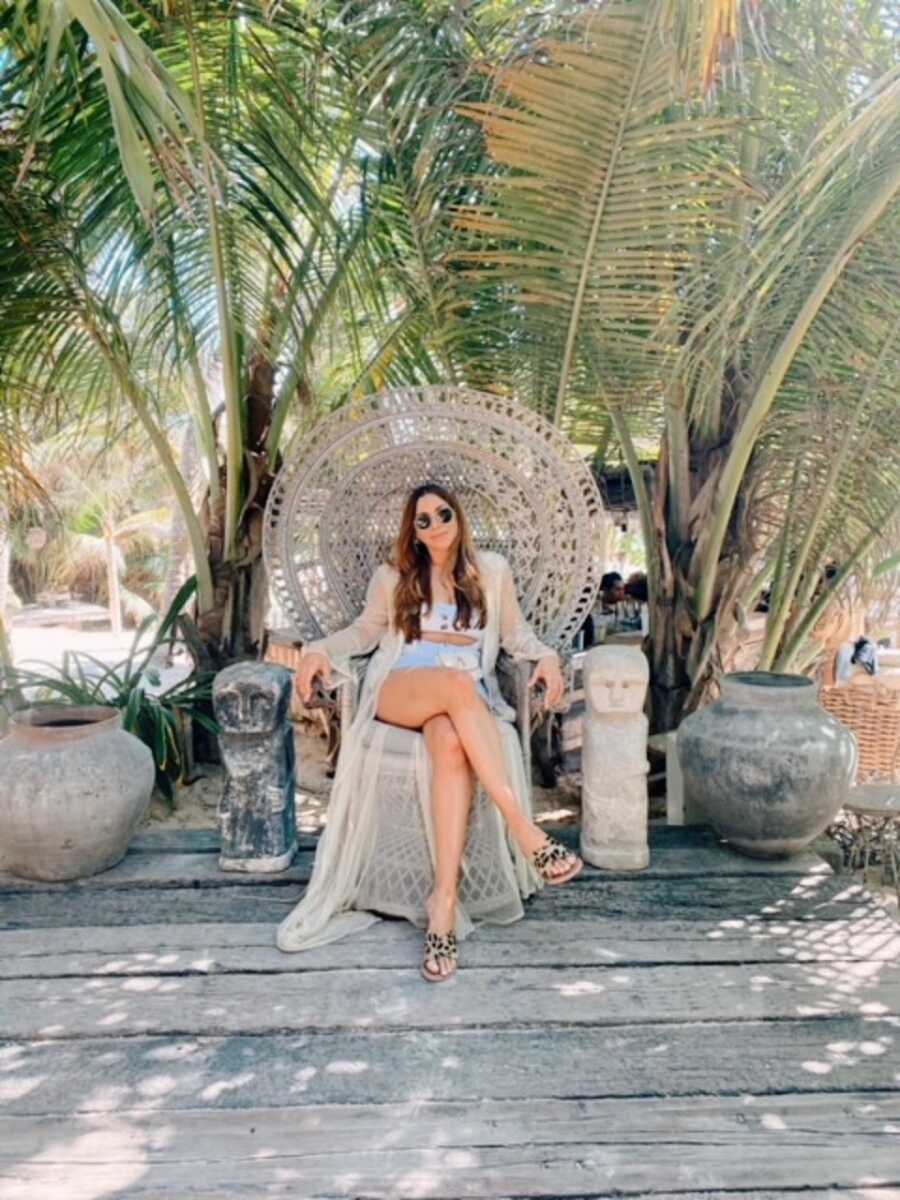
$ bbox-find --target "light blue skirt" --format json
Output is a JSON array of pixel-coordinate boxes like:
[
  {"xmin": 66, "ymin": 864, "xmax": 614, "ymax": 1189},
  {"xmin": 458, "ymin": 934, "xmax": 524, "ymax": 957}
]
[{"xmin": 390, "ymin": 639, "xmax": 489, "ymax": 701}]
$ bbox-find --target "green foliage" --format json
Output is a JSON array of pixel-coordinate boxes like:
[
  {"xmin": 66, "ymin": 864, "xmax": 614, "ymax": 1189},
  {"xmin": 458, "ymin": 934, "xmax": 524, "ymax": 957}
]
[
  {"xmin": 447, "ymin": 0, "xmax": 900, "ymax": 714},
  {"xmin": 0, "ymin": 579, "xmax": 217, "ymax": 805},
  {"xmin": 1, "ymin": 0, "xmax": 897, "ymax": 712}
]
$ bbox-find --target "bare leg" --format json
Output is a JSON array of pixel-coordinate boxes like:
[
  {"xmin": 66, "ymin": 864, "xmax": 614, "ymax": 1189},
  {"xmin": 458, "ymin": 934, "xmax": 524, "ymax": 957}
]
[
  {"xmin": 422, "ymin": 715, "xmax": 474, "ymax": 977},
  {"xmin": 377, "ymin": 668, "xmax": 577, "ymax": 876}
]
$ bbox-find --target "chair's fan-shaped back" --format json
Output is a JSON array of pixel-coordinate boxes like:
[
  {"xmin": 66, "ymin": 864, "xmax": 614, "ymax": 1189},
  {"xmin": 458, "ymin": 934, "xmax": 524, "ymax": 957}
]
[{"xmin": 264, "ymin": 386, "xmax": 607, "ymax": 651}]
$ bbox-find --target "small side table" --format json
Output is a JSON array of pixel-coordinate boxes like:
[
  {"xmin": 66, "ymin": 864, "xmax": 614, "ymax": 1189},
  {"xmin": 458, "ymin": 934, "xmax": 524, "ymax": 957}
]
[{"xmin": 841, "ymin": 784, "xmax": 900, "ymax": 899}]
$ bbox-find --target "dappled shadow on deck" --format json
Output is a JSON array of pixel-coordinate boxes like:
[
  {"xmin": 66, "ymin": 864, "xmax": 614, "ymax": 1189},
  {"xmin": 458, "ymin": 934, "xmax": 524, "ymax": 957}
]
[{"xmin": 1, "ymin": 826, "xmax": 899, "ymax": 1198}]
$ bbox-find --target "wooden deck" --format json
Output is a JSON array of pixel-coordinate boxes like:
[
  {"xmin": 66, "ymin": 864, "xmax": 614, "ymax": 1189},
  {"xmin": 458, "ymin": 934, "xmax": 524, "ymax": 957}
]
[{"xmin": 1, "ymin": 823, "xmax": 899, "ymax": 1199}]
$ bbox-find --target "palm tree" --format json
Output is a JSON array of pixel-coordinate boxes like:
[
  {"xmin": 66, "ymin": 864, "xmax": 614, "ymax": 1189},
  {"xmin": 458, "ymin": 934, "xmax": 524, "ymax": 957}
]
[
  {"xmin": 449, "ymin": 0, "xmax": 900, "ymax": 726},
  {"xmin": 0, "ymin": 423, "xmax": 44, "ymax": 724},
  {"xmin": 0, "ymin": 0, "xmax": 568, "ymax": 664},
  {"xmin": 5, "ymin": 0, "xmax": 894, "ymax": 726},
  {"xmin": 7, "ymin": 432, "xmax": 172, "ymax": 632},
  {"xmin": 0, "ymin": 0, "xmax": 391, "ymax": 662},
  {"xmin": 67, "ymin": 502, "xmax": 170, "ymax": 637}
]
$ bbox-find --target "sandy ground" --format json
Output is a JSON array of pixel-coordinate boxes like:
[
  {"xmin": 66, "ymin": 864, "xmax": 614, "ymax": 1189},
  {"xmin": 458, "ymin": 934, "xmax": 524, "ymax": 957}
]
[
  {"xmin": 10, "ymin": 625, "xmax": 143, "ymax": 668},
  {"xmin": 8, "ymin": 622, "xmax": 194, "ymax": 694}
]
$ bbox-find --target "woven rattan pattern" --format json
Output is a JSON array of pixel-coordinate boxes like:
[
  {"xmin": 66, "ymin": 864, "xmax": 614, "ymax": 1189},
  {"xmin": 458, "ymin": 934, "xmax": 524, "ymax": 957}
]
[
  {"xmin": 821, "ymin": 683, "xmax": 900, "ymax": 783},
  {"xmin": 263, "ymin": 386, "xmax": 606, "ymax": 651}
]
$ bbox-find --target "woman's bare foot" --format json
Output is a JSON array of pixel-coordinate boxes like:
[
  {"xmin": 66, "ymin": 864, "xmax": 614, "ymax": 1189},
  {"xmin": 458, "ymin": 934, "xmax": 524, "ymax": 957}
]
[
  {"xmin": 423, "ymin": 890, "xmax": 458, "ymax": 979},
  {"xmin": 514, "ymin": 820, "xmax": 581, "ymax": 880}
]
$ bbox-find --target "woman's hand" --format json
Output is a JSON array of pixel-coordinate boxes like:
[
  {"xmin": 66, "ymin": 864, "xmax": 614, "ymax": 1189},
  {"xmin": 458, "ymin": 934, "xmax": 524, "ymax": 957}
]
[
  {"xmin": 528, "ymin": 653, "xmax": 565, "ymax": 708},
  {"xmin": 295, "ymin": 651, "xmax": 332, "ymax": 705}
]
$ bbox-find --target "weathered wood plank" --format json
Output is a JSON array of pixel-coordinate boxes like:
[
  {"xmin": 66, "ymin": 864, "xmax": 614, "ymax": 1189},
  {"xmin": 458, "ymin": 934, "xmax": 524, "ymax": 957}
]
[
  {"xmin": 127, "ymin": 822, "xmax": 742, "ymax": 855},
  {"xmin": 617, "ymin": 1194, "xmax": 900, "ymax": 1199},
  {"xmin": 0, "ymin": 873, "xmax": 877, "ymax": 931},
  {"xmin": 0, "ymin": 835, "xmax": 833, "ymax": 894},
  {"xmin": 131, "ymin": 828, "xmax": 235, "ymax": 853},
  {"xmin": 0, "ymin": 852, "xmax": 313, "ymax": 893},
  {"xmin": 0, "ymin": 853, "xmax": 315, "ymax": 893},
  {"xmin": 0, "ymin": 886, "xmax": 297, "ymax": 929},
  {"xmin": 17, "ymin": 1191, "xmax": 884, "ymax": 1200},
  {"xmin": 0, "ymin": 823, "xmax": 891, "ymax": 1200},
  {"xmin": 2, "ymin": 913, "xmax": 898, "ymax": 979},
  {"xmin": 1, "ymin": 1092, "xmax": 898, "ymax": 1198},
  {"xmin": 3, "ymin": 958, "xmax": 898, "ymax": 1040},
  {"xmin": 2, "ymin": 1016, "xmax": 898, "ymax": 1117},
  {"xmin": 131, "ymin": 828, "xmax": 316, "ymax": 854}
]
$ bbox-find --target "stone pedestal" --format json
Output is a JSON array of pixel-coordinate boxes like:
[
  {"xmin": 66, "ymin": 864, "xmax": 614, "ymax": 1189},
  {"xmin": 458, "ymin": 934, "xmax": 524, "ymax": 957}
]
[
  {"xmin": 581, "ymin": 645, "xmax": 650, "ymax": 870},
  {"xmin": 213, "ymin": 662, "xmax": 297, "ymax": 872}
]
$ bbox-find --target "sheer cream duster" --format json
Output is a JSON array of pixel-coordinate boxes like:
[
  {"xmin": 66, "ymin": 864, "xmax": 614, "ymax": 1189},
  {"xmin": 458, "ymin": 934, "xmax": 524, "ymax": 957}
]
[{"xmin": 276, "ymin": 550, "xmax": 558, "ymax": 953}]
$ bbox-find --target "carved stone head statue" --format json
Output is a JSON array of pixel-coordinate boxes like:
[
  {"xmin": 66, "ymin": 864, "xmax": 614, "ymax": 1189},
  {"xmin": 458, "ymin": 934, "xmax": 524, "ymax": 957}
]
[
  {"xmin": 213, "ymin": 662, "xmax": 292, "ymax": 735},
  {"xmin": 584, "ymin": 645, "xmax": 649, "ymax": 716}
]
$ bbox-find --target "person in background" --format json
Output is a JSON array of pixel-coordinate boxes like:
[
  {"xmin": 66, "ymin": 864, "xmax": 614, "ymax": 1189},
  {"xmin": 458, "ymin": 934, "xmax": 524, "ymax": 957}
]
[
  {"xmin": 600, "ymin": 571, "xmax": 625, "ymax": 613},
  {"xmin": 625, "ymin": 571, "xmax": 650, "ymax": 635},
  {"xmin": 624, "ymin": 572, "xmax": 648, "ymax": 604}
]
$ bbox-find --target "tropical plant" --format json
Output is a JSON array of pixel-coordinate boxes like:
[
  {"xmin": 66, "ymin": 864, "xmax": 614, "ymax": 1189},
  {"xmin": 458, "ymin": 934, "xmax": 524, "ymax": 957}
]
[
  {"xmin": 1, "ymin": 1, "xmax": 375, "ymax": 663},
  {"xmin": 3, "ymin": 0, "xmax": 896, "ymax": 735},
  {"xmin": 0, "ymin": 580, "xmax": 216, "ymax": 802},
  {"xmin": 0, "ymin": 425, "xmax": 44, "ymax": 695},
  {"xmin": 450, "ymin": 0, "xmax": 900, "ymax": 726},
  {"xmin": 54, "ymin": 463, "xmax": 169, "ymax": 634},
  {"xmin": 0, "ymin": 0, "xmax": 580, "ymax": 662}
]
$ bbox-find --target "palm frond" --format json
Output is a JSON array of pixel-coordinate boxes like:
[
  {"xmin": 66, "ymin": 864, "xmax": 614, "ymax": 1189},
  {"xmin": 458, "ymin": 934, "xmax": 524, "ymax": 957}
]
[{"xmin": 453, "ymin": 1, "xmax": 745, "ymax": 428}]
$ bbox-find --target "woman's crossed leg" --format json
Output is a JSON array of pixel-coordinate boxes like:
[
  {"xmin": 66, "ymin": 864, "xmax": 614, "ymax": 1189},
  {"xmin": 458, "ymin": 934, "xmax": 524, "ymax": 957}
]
[
  {"xmin": 420, "ymin": 714, "xmax": 474, "ymax": 978},
  {"xmin": 376, "ymin": 666, "xmax": 578, "ymax": 877}
]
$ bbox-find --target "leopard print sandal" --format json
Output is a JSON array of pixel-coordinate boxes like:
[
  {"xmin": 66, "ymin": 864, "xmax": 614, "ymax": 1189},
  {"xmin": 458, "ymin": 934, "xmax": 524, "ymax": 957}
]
[
  {"xmin": 532, "ymin": 836, "xmax": 584, "ymax": 886},
  {"xmin": 420, "ymin": 929, "xmax": 459, "ymax": 982}
]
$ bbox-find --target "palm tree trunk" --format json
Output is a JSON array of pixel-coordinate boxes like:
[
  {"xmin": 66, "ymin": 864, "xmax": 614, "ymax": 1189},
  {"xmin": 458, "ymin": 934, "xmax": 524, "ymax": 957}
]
[
  {"xmin": 161, "ymin": 422, "xmax": 201, "ymax": 617},
  {"xmin": 209, "ymin": 346, "xmax": 277, "ymax": 660},
  {"xmin": 105, "ymin": 533, "xmax": 123, "ymax": 636},
  {"xmin": 0, "ymin": 615, "xmax": 12, "ymax": 735},
  {"xmin": 628, "ymin": 387, "xmax": 757, "ymax": 732},
  {"xmin": 0, "ymin": 500, "xmax": 14, "ymax": 733},
  {"xmin": 0, "ymin": 501, "xmax": 10, "ymax": 618},
  {"xmin": 0, "ymin": 507, "xmax": 14, "ymax": 732}
]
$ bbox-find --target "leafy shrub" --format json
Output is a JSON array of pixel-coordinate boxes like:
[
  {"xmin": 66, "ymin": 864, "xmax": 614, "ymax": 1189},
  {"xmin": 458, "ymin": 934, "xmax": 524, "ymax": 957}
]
[{"xmin": 0, "ymin": 579, "xmax": 218, "ymax": 804}]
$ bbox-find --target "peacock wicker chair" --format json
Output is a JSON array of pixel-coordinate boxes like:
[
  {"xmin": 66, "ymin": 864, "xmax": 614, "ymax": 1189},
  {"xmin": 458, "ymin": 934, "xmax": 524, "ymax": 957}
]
[
  {"xmin": 264, "ymin": 385, "xmax": 606, "ymax": 764},
  {"xmin": 263, "ymin": 385, "xmax": 607, "ymax": 927}
]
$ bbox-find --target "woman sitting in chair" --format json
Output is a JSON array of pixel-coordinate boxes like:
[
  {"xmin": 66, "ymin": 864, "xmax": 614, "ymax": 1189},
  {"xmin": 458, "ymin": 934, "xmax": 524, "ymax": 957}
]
[{"xmin": 280, "ymin": 481, "xmax": 583, "ymax": 981}]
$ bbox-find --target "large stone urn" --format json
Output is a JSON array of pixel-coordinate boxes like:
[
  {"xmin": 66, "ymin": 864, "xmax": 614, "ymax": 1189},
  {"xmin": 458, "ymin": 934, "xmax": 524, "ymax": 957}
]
[
  {"xmin": 0, "ymin": 705, "xmax": 155, "ymax": 881},
  {"xmin": 677, "ymin": 671, "xmax": 857, "ymax": 858}
]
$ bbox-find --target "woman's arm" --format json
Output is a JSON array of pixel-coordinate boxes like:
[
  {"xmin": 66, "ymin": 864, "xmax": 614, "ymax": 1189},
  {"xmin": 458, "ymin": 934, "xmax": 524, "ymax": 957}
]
[
  {"xmin": 300, "ymin": 563, "xmax": 393, "ymax": 668},
  {"xmin": 497, "ymin": 556, "xmax": 565, "ymax": 707}
]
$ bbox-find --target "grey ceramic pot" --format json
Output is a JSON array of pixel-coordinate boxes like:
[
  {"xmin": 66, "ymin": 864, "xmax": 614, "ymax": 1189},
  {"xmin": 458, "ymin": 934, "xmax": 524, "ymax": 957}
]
[
  {"xmin": 0, "ymin": 705, "xmax": 154, "ymax": 881},
  {"xmin": 677, "ymin": 671, "xmax": 856, "ymax": 858}
]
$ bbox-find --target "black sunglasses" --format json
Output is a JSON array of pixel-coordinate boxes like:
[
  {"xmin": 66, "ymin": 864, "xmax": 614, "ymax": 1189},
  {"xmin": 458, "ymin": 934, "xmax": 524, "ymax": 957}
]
[{"xmin": 415, "ymin": 505, "xmax": 456, "ymax": 531}]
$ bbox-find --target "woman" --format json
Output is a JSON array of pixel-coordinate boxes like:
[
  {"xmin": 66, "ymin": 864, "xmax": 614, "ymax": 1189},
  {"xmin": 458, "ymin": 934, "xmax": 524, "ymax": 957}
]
[{"xmin": 281, "ymin": 482, "xmax": 583, "ymax": 981}]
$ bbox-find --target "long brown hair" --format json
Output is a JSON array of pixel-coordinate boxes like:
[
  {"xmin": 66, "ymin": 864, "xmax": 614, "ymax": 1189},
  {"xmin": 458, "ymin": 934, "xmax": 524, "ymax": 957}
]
[{"xmin": 391, "ymin": 482, "xmax": 487, "ymax": 642}]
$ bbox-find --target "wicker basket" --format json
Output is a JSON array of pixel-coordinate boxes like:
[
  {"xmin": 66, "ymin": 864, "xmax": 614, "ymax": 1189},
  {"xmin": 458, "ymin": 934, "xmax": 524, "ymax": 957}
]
[{"xmin": 820, "ymin": 681, "xmax": 900, "ymax": 783}]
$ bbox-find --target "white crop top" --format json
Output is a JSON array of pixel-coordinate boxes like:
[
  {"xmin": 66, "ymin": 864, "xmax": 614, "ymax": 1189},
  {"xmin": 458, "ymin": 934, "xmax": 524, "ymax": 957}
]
[{"xmin": 418, "ymin": 601, "xmax": 484, "ymax": 646}]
